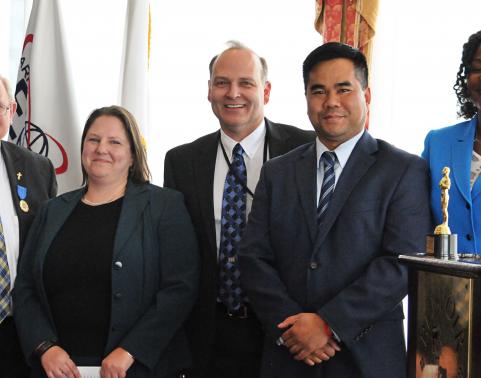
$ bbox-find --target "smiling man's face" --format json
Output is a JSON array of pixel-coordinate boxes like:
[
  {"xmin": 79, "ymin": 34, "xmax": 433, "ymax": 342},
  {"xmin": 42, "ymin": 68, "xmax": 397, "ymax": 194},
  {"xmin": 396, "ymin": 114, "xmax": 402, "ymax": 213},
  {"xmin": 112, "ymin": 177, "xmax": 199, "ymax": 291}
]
[
  {"xmin": 208, "ymin": 48, "xmax": 271, "ymax": 141},
  {"xmin": 306, "ymin": 58, "xmax": 370, "ymax": 150}
]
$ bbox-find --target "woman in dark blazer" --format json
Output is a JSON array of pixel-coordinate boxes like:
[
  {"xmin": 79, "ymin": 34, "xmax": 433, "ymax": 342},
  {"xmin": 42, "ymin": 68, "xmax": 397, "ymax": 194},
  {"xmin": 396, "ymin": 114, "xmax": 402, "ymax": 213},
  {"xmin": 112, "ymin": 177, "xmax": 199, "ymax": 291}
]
[
  {"xmin": 13, "ymin": 106, "xmax": 199, "ymax": 378},
  {"xmin": 422, "ymin": 30, "xmax": 481, "ymax": 253}
]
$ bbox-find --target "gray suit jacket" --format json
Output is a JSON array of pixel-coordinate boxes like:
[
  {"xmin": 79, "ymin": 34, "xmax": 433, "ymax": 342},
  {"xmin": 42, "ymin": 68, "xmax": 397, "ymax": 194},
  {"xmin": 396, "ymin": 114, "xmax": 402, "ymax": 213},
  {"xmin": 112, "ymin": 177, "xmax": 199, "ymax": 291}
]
[
  {"xmin": 238, "ymin": 131, "xmax": 432, "ymax": 377},
  {"xmin": 13, "ymin": 181, "xmax": 199, "ymax": 377}
]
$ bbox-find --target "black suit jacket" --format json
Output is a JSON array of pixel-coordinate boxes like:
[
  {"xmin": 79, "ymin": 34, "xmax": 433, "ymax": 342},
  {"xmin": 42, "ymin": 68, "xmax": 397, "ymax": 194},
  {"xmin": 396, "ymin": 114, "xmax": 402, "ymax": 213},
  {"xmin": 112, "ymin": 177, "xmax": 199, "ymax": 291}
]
[
  {"xmin": 163, "ymin": 119, "xmax": 315, "ymax": 373},
  {"xmin": 1, "ymin": 140, "xmax": 57, "ymax": 252},
  {"xmin": 13, "ymin": 181, "xmax": 199, "ymax": 377},
  {"xmin": 238, "ymin": 132, "xmax": 432, "ymax": 378},
  {"xmin": 1, "ymin": 140, "xmax": 56, "ymax": 376}
]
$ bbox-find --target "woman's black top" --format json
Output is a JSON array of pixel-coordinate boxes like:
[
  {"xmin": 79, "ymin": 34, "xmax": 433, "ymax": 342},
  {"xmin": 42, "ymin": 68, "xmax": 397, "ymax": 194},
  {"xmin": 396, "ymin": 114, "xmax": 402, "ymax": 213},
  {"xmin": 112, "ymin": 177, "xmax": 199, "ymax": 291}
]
[{"xmin": 43, "ymin": 198, "xmax": 123, "ymax": 358}]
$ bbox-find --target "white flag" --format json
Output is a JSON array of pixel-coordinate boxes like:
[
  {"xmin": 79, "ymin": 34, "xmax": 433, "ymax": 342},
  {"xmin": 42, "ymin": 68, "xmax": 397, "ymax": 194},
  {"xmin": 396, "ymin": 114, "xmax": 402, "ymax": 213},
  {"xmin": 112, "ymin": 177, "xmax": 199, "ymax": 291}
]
[
  {"xmin": 10, "ymin": 0, "xmax": 81, "ymax": 194},
  {"xmin": 119, "ymin": 0, "xmax": 150, "ymax": 141}
]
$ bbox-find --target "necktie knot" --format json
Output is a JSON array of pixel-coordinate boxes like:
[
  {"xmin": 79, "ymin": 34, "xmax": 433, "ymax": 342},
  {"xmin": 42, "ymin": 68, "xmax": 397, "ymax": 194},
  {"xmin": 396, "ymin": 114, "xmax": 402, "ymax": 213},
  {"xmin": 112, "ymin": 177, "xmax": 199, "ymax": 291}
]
[
  {"xmin": 233, "ymin": 143, "xmax": 244, "ymax": 159},
  {"xmin": 230, "ymin": 144, "xmax": 246, "ymax": 183},
  {"xmin": 321, "ymin": 151, "xmax": 337, "ymax": 169},
  {"xmin": 317, "ymin": 151, "xmax": 337, "ymax": 225}
]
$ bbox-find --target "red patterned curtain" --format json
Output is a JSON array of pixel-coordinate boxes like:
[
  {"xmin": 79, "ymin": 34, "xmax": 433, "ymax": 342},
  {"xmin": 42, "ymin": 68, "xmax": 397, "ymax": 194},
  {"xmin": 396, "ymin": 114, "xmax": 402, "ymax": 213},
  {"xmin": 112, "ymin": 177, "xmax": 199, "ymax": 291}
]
[{"xmin": 315, "ymin": 0, "xmax": 378, "ymax": 67}]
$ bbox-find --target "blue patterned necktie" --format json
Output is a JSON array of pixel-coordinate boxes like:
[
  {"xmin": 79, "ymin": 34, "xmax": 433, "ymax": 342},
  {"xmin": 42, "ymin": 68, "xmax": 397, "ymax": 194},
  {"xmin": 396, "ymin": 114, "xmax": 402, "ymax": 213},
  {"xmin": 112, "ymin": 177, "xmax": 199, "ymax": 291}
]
[
  {"xmin": 317, "ymin": 151, "xmax": 337, "ymax": 224},
  {"xmin": 0, "ymin": 216, "xmax": 11, "ymax": 323},
  {"xmin": 218, "ymin": 143, "xmax": 247, "ymax": 312}
]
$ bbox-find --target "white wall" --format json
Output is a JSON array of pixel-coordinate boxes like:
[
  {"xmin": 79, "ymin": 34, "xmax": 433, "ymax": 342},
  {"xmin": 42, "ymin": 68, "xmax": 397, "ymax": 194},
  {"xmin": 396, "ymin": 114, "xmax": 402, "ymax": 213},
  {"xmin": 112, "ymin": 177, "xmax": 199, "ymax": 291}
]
[
  {"xmin": 3, "ymin": 0, "xmax": 481, "ymax": 184},
  {"xmin": 370, "ymin": 1, "xmax": 481, "ymax": 155}
]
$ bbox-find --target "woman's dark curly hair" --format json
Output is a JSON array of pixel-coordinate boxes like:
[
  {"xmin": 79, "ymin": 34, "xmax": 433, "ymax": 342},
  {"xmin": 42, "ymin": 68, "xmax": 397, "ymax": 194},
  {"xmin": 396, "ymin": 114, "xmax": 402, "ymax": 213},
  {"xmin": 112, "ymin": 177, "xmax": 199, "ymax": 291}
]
[{"xmin": 454, "ymin": 30, "xmax": 481, "ymax": 119}]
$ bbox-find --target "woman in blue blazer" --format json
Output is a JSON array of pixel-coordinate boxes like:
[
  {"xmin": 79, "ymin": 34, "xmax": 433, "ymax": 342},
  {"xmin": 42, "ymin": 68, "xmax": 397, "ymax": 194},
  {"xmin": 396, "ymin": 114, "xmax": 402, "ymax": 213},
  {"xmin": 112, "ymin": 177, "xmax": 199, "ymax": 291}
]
[
  {"xmin": 13, "ymin": 106, "xmax": 199, "ymax": 378},
  {"xmin": 422, "ymin": 30, "xmax": 481, "ymax": 253}
]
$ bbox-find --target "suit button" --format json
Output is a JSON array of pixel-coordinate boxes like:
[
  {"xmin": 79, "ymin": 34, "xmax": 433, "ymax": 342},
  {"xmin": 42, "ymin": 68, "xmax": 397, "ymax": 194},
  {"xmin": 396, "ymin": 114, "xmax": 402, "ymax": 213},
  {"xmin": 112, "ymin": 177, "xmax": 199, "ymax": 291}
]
[
  {"xmin": 114, "ymin": 293, "xmax": 122, "ymax": 300},
  {"xmin": 309, "ymin": 262, "xmax": 318, "ymax": 270},
  {"xmin": 113, "ymin": 261, "xmax": 123, "ymax": 270},
  {"xmin": 466, "ymin": 203, "xmax": 471, "ymax": 210},
  {"xmin": 467, "ymin": 234, "xmax": 473, "ymax": 241}
]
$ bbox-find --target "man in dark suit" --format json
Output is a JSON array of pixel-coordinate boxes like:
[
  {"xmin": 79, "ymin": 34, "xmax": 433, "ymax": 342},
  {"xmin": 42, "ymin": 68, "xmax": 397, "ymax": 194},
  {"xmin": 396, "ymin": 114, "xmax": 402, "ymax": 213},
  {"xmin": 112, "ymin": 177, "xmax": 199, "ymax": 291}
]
[
  {"xmin": 238, "ymin": 43, "xmax": 432, "ymax": 377},
  {"xmin": 164, "ymin": 41, "xmax": 314, "ymax": 378},
  {"xmin": 0, "ymin": 75, "xmax": 57, "ymax": 377}
]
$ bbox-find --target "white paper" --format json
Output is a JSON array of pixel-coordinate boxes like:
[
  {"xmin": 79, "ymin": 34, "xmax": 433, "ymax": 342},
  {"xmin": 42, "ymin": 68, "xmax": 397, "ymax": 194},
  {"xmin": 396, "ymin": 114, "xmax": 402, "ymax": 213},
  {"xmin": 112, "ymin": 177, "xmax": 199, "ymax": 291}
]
[{"xmin": 77, "ymin": 366, "xmax": 101, "ymax": 378}]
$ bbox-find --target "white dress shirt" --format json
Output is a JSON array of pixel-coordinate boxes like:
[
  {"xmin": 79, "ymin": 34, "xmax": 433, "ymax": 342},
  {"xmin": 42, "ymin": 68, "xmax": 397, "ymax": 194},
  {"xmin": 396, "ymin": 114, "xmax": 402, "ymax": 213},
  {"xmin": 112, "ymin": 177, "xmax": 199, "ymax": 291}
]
[
  {"xmin": 0, "ymin": 143, "xmax": 19, "ymax": 289},
  {"xmin": 213, "ymin": 121, "xmax": 267, "ymax": 257},
  {"xmin": 316, "ymin": 130, "xmax": 365, "ymax": 204}
]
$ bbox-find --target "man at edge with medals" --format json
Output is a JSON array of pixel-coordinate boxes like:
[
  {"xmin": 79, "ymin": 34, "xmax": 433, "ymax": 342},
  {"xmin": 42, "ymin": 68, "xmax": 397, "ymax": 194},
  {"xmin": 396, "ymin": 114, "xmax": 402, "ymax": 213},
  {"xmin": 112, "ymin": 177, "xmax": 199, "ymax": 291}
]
[{"xmin": 0, "ymin": 74, "xmax": 57, "ymax": 377}]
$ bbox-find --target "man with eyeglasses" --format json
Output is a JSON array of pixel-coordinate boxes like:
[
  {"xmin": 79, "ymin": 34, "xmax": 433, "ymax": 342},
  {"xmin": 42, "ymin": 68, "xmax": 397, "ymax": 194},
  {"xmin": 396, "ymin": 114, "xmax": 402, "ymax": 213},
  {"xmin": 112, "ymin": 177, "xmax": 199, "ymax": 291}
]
[{"xmin": 0, "ymin": 75, "xmax": 57, "ymax": 377}]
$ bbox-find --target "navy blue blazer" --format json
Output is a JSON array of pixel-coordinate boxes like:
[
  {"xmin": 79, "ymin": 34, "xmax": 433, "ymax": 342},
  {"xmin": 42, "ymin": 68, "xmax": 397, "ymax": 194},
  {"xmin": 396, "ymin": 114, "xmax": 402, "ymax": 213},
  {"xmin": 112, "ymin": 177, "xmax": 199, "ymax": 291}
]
[
  {"xmin": 422, "ymin": 117, "xmax": 481, "ymax": 253},
  {"xmin": 13, "ymin": 181, "xmax": 199, "ymax": 377},
  {"xmin": 238, "ymin": 132, "xmax": 432, "ymax": 378}
]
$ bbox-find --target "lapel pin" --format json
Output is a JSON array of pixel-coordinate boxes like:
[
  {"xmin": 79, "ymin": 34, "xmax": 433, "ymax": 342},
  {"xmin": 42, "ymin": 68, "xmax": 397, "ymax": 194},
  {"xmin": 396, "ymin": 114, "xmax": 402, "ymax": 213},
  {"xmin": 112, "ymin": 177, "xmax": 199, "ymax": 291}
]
[
  {"xmin": 19, "ymin": 200, "xmax": 29, "ymax": 213},
  {"xmin": 17, "ymin": 172, "xmax": 23, "ymax": 181},
  {"xmin": 17, "ymin": 184, "xmax": 29, "ymax": 213}
]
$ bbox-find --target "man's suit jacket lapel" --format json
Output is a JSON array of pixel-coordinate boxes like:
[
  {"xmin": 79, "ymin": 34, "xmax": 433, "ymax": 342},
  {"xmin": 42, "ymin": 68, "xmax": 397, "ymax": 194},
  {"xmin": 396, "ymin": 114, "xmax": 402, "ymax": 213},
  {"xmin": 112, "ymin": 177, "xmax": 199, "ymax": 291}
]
[
  {"xmin": 267, "ymin": 118, "xmax": 295, "ymax": 158},
  {"xmin": 198, "ymin": 120, "xmax": 289, "ymax": 257},
  {"xmin": 194, "ymin": 133, "xmax": 218, "ymax": 257},
  {"xmin": 313, "ymin": 132, "xmax": 377, "ymax": 253},
  {"xmin": 2, "ymin": 141, "xmax": 32, "ymax": 251},
  {"xmin": 295, "ymin": 143, "xmax": 318, "ymax": 243},
  {"xmin": 2, "ymin": 141, "xmax": 26, "ymax": 220}
]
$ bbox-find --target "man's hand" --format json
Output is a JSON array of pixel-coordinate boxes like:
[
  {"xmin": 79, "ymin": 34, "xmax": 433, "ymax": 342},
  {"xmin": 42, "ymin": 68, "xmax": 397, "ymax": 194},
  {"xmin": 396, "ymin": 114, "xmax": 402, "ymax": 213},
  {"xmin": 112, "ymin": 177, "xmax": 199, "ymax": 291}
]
[
  {"xmin": 278, "ymin": 313, "xmax": 340, "ymax": 362},
  {"xmin": 100, "ymin": 347, "xmax": 135, "ymax": 378},
  {"xmin": 41, "ymin": 346, "xmax": 81, "ymax": 378},
  {"xmin": 302, "ymin": 338, "xmax": 341, "ymax": 366}
]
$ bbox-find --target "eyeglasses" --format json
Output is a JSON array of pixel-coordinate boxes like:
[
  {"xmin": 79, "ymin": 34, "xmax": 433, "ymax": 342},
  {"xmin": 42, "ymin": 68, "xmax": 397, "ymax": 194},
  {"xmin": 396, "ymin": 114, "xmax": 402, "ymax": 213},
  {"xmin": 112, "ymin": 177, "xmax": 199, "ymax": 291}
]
[{"xmin": 0, "ymin": 103, "xmax": 10, "ymax": 117}]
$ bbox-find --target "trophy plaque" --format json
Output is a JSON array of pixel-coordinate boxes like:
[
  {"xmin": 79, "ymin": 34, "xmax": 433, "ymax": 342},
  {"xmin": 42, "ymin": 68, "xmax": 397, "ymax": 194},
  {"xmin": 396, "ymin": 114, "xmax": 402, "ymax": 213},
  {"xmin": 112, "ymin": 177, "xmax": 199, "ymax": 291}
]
[
  {"xmin": 399, "ymin": 255, "xmax": 481, "ymax": 377},
  {"xmin": 399, "ymin": 167, "xmax": 481, "ymax": 377}
]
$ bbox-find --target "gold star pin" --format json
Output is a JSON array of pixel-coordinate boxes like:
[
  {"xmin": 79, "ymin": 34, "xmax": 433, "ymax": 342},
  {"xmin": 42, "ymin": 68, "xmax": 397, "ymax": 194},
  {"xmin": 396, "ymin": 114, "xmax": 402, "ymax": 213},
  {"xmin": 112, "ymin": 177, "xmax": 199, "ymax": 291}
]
[{"xmin": 17, "ymin": 172, "xmax": 23, "ymax": 181}]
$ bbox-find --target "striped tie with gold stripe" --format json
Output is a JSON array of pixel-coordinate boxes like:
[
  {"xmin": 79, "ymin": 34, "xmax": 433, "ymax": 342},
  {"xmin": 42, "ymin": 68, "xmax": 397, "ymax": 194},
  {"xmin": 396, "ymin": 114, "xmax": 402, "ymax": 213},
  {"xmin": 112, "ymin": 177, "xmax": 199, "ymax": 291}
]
[{"xmin": 0, "ymin": 216, "xmax": 11, "ymax": 323}]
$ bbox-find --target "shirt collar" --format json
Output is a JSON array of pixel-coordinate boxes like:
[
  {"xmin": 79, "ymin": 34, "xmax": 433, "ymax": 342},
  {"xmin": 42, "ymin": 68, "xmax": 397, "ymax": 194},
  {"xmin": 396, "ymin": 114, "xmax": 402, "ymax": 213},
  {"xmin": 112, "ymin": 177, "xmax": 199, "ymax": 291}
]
[
  {"xmin": 220, "ymin": 120, "xmax": 266, "ymax": 160},
  {"xmin": 316, "ymin": 129, "xmax": 365, "ymax": 169}
]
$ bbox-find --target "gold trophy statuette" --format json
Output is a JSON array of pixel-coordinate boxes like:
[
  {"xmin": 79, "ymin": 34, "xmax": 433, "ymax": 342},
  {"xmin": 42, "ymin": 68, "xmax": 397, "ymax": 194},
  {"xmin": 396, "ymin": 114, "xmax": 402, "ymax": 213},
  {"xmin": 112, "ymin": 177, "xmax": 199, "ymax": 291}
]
[
  {"xmin": 426, "ymin": 167, "xmax": 458, "ymax": 259},
  {"xmin": 434, "ymin": 167, "xmax": 451, "ymax": 235}
]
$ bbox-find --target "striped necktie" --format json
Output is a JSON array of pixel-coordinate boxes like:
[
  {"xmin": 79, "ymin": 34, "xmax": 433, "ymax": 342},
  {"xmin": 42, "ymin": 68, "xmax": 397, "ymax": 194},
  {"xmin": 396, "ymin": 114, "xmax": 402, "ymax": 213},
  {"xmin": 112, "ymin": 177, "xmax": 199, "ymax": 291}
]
[
  {"xmin": 0, "ymin": 216, "xmax": 11, "ymax": 323},
  {"xmin": 317, "ymin": 151, "xmax": 337, "ymax": 224}
]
